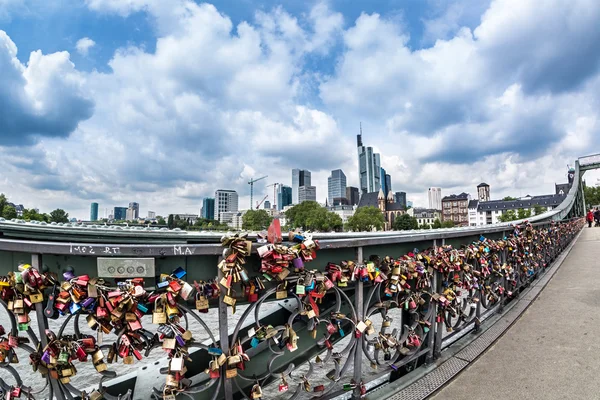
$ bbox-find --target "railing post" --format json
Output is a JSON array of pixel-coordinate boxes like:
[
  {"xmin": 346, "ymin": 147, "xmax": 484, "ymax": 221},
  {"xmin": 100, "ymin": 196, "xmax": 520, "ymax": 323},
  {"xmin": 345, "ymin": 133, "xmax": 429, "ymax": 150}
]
[
  {"xmin": 31, "ymin": 254, "xmax": 65, "ymax": 400},
  {"xmin": 218, "ymin": 261, "xmax": 233, "ymax": 400},
  {"xmin": 426, "ymin": 239, "xmax": 437, "ymax": 363},
  {"xmin": 353, "ymin": 246, "xmax": 364, "ymax": 398}
]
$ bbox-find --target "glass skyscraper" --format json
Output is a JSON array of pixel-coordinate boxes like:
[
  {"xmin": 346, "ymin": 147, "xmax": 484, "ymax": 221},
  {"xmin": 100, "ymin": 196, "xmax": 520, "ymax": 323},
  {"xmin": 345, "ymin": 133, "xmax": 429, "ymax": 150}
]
[
  {"xmin": 277, "ymin": 185, "xmax": 292, "ymax": 210},
  {"xmin": 201, "ymin": 198, "xmax": 215, "ymax": 220},
  {"xmin": 357, "ymin": 128, "xmax": 381, "ymax": 194},
  {"xmin": 328, "ymin": 169, "xmax": 347, "ymax": 203},
  {"xmin": 292, "ymin": 169, "xmax": 311, "ymax": 204},
  {"xmin": 113, "ymin": 207, "xmax": 127, "ymax": 220},
  {"xmin": 90, "ymin": 202, "xmax": 98, "ymax": 221}
]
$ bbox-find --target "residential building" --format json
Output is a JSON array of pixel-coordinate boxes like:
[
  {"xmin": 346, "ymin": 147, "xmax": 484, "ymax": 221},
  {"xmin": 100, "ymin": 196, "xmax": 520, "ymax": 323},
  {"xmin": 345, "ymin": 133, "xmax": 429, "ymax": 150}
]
[
  {"xmin": 147, "ymin": 211, "xmax": 156, "ymax": 219},
  {"xmin": 229, "ymin": 212, "xmax": 245, "ymax": 229},
  {"xmin": 395, "ymin": 192, "xmax": 407, "ymax": 208},
  {"xmin": 357, "ymin": 190, "xmax": 405, "ymax": 231},
  {"xmin": 441, "ymin": 193, "xmax": 471, "ymax": 226},
  {"xmin": 7, "ymin": 203, "xmax": 24, "ymax": 217},
  {"xmin": 215, "ymin": 190, "xmax": 238, "ymax": 221},
  {"xmin": 346, "ymin": 186, "xmax": 360, "ymax": 206},
  {"xmin": 328, "ymin": 169, "xmax": 347, "ymax": 204},
  {"xmin": 428, "ymin": 188, "xmax": 442, "ymax": 210},
  {"xmin": 202, "ymin": 198, "xmax": 215, "ymax": 220},
  {"xmin": 220, "ymin": 211, "xmax": 238, "ymax": 225},
  {"xmin": 357, "ymin": 127, "xmax": 381, "ymax": 194},
  {"xmin": 128, "ymin": 202, "xmax": 139, "ymax": 219},
  {"xmin": 408, "ymin": 208, "xmax": 442, "ymax": 227},
  {"xmin": 113, "ymin": 207, "xmax": 127, "ymax": 220},
  {"xmin": 468, "ymin": 194, "xmax": 565, "ymax": 226},
  {"xmin": 263, "ymin": 200, "xmax": 271, "ymax": 210},
  {"xmin": 292, "ymin": 169, "xmax": 311, "ymax": 204},
  {"xmin": 277, "ymin": 185, "xmax": 293, "ymax": 210},
  {"xmin": 477, "ymin": 183, "xmax": 490, "ymax": 202},
  {"xmin": 298, "ymin": 186, "xmax": 317, "ymax": 202},
  {"xmin": 327, "ymin": 205, "xmax": 356, "ymax": 224},
  {"xmin": 90, "ymin": 203, "xmax": 99, "ymax": 221},
  {"xmin": 174, "ymin": 214, "xmax": 199, "ymax": 224}
]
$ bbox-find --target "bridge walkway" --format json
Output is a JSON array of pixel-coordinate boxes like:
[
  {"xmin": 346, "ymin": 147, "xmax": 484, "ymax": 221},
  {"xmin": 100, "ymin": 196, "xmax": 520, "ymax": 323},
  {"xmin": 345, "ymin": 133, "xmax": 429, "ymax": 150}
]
[{"xmin": 431, "ymin": 226, "xmax": 600, "ymax": 399}]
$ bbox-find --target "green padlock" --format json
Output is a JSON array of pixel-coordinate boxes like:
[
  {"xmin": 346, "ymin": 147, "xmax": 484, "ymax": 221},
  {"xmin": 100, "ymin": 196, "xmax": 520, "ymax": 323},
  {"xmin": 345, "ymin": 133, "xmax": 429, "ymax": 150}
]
[
  {"xmin": 18, "ymin": 323, "xmax": 28, "ymax": 331},
  {"xmin": 58, "ymin": 351, "xmax": 70, "ymax": 364},
  {"xmin": 14, "ymin": 272, "xmax": 22, "ymax": 283},
  {"xmin": 296, "ymin": 278, "xmax": 306, "ymax": 295}
]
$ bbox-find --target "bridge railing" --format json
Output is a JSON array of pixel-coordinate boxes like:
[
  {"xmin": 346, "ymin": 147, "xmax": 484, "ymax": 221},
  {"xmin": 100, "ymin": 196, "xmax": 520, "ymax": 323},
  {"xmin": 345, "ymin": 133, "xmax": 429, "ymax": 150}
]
[{"xmin": 0, "ymin": 215, "xmax": 584, "ymax": 400}]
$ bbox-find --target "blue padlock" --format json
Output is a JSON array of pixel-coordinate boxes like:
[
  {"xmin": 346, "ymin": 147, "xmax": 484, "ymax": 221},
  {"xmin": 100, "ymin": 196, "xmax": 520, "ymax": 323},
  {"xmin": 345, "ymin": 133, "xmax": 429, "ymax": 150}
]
[{"xmin": 172, "ymin": 267, "xmax": 186, "ymax": 279}]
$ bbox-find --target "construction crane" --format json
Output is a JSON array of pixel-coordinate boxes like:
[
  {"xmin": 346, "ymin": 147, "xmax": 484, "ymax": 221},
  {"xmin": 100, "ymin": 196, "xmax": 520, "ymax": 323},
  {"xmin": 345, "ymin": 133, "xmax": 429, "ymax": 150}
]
[
  {"xmin": 256, "ymin": 195, "xmax": 268, "ymax": 209},
  {"xmin": 267, "ymin": 183, "xmax": 279, "ymax": 210},
  {"xmin": 248, "ymin": 175, "xmax": 268, "ymax": 208}
]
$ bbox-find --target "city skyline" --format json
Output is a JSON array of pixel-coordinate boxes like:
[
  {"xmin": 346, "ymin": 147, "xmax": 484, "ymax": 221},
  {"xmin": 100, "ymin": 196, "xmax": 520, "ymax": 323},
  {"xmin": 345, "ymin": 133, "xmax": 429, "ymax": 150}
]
[{"xmin": 0, "ymin": 0, "xmax": 599, "ymax": 219}]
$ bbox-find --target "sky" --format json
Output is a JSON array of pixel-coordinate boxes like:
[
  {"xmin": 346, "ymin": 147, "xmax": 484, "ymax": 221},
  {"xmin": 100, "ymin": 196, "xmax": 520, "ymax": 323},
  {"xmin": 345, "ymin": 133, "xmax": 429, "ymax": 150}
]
[{"xmin": 0, "ymin": 0, "xmax": 599, "ymax": 220}]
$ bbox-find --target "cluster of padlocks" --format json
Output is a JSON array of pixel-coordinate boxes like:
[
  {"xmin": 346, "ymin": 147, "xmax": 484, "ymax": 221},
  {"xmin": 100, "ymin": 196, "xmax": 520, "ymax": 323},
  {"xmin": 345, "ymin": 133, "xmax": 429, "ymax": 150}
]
[{"xmin": 0, "ymin": 219, "xmax": 584, "ymax": 399}]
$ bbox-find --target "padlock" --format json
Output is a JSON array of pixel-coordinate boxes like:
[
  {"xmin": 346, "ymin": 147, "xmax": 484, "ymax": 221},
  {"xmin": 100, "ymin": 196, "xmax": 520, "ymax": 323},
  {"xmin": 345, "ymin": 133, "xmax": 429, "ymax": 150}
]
[
  {"xmin": 296, "ymin": 279, "xmax": 306, "ymax": 295},
  {"xmin": 196, "ymin": 294, "xmax": 209, "ymax": 312},
  {"xmin": 251, "ymin": 383, "xmax": 263, "ymax": 399},
  {"xmin": 170, "ymin": 357, "xmax": 184, "ymax": 372},
  {"xmin": 58, "ymin": 351, "xmax": 70, "ymax": 364},
  {"xmin": 30, "ymin": 292, "xmax": 44, "ymax": 303},
  {"xmin": 225, "ymin": 368, "xmax": 238, "ymax": 379},
  {"xmin": 276, "ymin": 283, "xmax": 287, "ymax": 299},
  {"xmin": 152, "ymin": 297, "xmax": 167, "ymax": 324}
]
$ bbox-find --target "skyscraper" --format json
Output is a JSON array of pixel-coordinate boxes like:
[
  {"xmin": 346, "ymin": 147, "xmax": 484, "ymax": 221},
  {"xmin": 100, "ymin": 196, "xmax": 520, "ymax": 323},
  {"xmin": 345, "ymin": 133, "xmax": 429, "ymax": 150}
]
[
  {"xmin": 263, "ymin": 200, "xmax": 271, "ymax": 209},
  {"xmin": 328, "ymin": 169, "xmax": 347, "ymax": 203},
  {"xmin": 128, "ymin": 202, "xmax": 139, "ymax": 219},
  {"xmin": 292, "ymin": 169, "xmax": 311, "ymax": 204},
  {"xmin": 277, "ymin": 185, "xmax": 292, "ymax": 210},
  {"xmin": 113, "ymin": 207, "xmax": 127, "ymax": 220},
  {"xmin": 395, "ymin": 192, "xmax": 407, "ymax": 208},
  {"xmin": 90, "ymin": 202, "xmax": 98, "ymax": 221},
  {"xmin": 214, "ymin": 190, "xmax": 238, "ymax": 221},
  {"xmin": 428, "ymin": 188, "xmax": 442, "ymax": 210},
  {"xmin": 202, "ymin": 198, "xmax": 215, "ymax": 220},
  {"xmin": 298, "ymin": 186, "xmax": 317, "ymax": 202},
  {"xmin": 346, "ymin": 186, "xmax": 360, "ymax": 205},
  {"xmin": 385, "ymin": 174, "xmax": 392, "ymax": 194},
  {"xmin": 357, "ymin": 126, "xmax": 381, "ymax": 194}
]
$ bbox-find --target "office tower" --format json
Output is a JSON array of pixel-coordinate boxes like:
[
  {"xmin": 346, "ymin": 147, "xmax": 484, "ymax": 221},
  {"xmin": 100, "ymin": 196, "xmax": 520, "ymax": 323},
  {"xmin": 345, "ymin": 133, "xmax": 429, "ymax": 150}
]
[
  {"xmin": 202, "ymin": 198, "xmax": 215, "ymax": 220},
  {"xmin": 346, "ymin": 186, "xmax": 360, "ymax": 205},
  {"xmin": 277, "ymin": 185, "xmax": 293, "ymax": 210},
  {"xmin": 385, "ymin": 174, "xmax": 392, "ymax": 194},
  {"xmin": 90, "ymin": 202, "xmax": 98, "ymax": 221},
  {"xmin": 298, "ymin": 186, "xmax": 317, "ymax": 202},
  {"xmin": 395, "ymin": 191, "xmax": 407, "ymax": 208},
  {"xmin": 113, "ymin": 207, "xmax": 127, "ymax": 220},
  {"xmin": 126, "ymin": 207, "xmax": 136, "ymax": 220},
  {"xmin": 214, "ymin": 190, "xmax": 238, "ymax": 221},
  {"xmin": 147, "ymin": 211, "xmax": 156, "ymax": 219},
  {"xmin": 357, "ymin": 126, "xmax": 381, "ymax": 194},
  {"xmin": 428, "ymin": 187, "xmax": 442, "ymax": 210},
  {"xmin": 328, "ymin": 169, "xmax": 347, "ymax": 204},
  {"xmin": 128, "ymin": 202, "xmax": 139, "ymax": 219},
  {"xmin": 263, "ymin": 200, "xmax": 271, "ymax": 210},
  {"xmin": 292, "ymin": 169, "xmax": 312, "ymax": 204}
]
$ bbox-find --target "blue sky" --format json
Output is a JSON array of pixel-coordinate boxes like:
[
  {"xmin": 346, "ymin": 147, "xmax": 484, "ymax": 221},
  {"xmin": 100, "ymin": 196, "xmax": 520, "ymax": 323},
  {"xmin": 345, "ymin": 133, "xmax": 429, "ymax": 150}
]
[{"xmin": 0, "ymin": 0, "xmax": 599, "ymax": 219}]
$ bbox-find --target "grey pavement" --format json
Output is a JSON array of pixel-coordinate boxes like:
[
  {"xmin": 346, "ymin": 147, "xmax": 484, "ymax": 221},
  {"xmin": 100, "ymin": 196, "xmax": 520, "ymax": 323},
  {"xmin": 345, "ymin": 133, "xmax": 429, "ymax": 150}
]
[{"xmin": 431, "ymin": 226, "xmax": 600, "ymax": 400}]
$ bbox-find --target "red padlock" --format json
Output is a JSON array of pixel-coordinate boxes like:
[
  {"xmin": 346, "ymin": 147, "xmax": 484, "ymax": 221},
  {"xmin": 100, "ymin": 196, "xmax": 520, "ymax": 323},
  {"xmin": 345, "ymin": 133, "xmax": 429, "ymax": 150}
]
[{"xmin": 209, "ymin": 369, "xmax": 220, "ymax": 379}]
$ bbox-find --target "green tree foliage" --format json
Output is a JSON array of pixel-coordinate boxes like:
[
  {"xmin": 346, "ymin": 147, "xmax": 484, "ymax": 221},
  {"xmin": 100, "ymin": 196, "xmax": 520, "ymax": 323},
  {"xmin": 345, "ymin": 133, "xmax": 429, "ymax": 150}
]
[
  {"xmin": 441, "ymin": 220, "xmax": 455, "ymax": 228},
  {"xmin": 584, "ymin": 185, "xmax": 600, "ymax": 208},
  {"xmin": 0, "ymin": 194, "xmax": 7, "ymax": 217},
  {"xmin": 503, "ymin": 196, "xmax": 518, "ymax": 201},
  {"xmin": 346, "ymin": 206, "xmax": 385, "ymax": 232},
  {"xmin": 2, "ymin": 205, "xmax": 17, "ymax": 220},
  {"xmin": 498, "ymin": 210, "xmax": 518, "ymax": 222},
  {"xmin": 157, "ymin": 217, "xmax": 166, "ymax": 225},
  {"xmin": 22, "ymin": 208, "xmax": 46, "ymax": 221},
  {"xmin": 432, "ymin": 219, "xmax": 442, "ymax": 229},
  {"xmin": 167, "ymin": 214, "xmax": 174, "ymax": 229},
  {"xmin": 242, "ymin": 209, "xmax": 273, "ymax": 231},
  {"xmin": 285, "ymin": 201, "xmax": 343, "ymax": 232},
  {"xmin": 517, "ymin": 208, "xmax": 532, "ymax": 219},
  {"xmin": 533, "ymin": 205, "xmax": 546, "ymax": 216},
  {"xmin": 49, "ymin": 209, "xmax": 69, "ymax": 223},
  {"xmin": 392, "ymin": 214, "xmax": 419, "ymax": 231}
]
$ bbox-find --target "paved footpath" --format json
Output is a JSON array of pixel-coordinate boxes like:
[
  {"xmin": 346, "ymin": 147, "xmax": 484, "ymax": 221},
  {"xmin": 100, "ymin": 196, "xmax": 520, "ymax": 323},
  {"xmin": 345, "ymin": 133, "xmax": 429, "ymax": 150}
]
[{"xmin": 431, "ymin": 227, "xmax": 600, "ymax": 400}]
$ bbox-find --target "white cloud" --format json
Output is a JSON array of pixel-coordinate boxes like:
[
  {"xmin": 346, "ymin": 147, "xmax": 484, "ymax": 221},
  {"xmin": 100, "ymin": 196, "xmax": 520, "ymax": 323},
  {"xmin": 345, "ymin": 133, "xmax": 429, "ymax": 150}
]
[{"xmin": 75, "ymin": 37, "xmax": 95, "ymax": 56}]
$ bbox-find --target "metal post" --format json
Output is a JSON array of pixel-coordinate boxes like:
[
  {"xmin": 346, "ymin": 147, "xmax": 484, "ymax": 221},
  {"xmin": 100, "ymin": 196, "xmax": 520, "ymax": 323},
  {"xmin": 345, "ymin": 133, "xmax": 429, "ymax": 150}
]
[
  {"xmin": 426, "ymin": 240, "xmax": 437, "ymax": 364},
  {"xmin": 32, "ymin": 254, "xmax": 65, "ymax": 400},
  {"xmin": 353, "ymin": 246, "xmax": 364, "ymax": 399},
  {"xmin": 218, "ymin": 263, "xmax": 233, "ymax": 400}
]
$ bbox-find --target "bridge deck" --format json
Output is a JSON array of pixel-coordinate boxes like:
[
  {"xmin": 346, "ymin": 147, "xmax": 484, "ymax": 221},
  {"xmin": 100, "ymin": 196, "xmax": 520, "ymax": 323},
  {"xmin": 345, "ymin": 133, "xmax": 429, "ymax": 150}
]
[{"xmin": 432, "ymin": 226, "xmax": 600, "ymax": 399}]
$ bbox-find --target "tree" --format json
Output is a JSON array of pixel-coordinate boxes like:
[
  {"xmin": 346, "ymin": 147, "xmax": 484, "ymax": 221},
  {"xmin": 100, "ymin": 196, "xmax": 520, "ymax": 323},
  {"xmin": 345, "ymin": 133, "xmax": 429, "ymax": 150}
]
[
  {"xmin": 392, "ymin": 214, "xmax": 419, "ymax": 231},
  {"xmin": 167, "ymin": 214, "xmax": 174, "ymax": 229},
  {"xmin": 441, "ymin": 220, "xmax": 455, "ymax": 228},
  {"xmin": 584, "ymin": 185, "xmax": 600, "ymax": 207},
  {"xmin": 157, "ymin": 217, "xmax": 166, "ymax": 225},
  {"xmin": 285, "ymin": 201, "xmax": 343, "ymax": 232},
  {"xmin": 0, "ymin": 194, "xmax": 7, "ymax": 217},
  {"xmin": 2, "ymin": 205, "xmax": 17, "ymax": 220},
  {"xmin": 432, "ymin": 219, "xmax": 442, "ymax": 229},
  {"xmin": 498, "ymin": 210, "xmax": 518, "ymax": 222},
  {"xmin": 346, "ymin": 206, "xmax": 385, "ymax": 231},
  {"xmin": 242, "ymin": 209, "xmax": 273, "ymax": 231},
  {"xmin": 533, "ymin": 205, "xmax": 546, "ymax": 216},
  {"xmin": 517, "ymin": 208, "xmax": 531, "ymax": 220},
  {"xmin": 503, "ymin": 196, "xmax": 518, "ymax": 201},
  {"xmin": 49, "ymin": 209, "xmax": 69, "ymax": 223},
  {"xmin": 22, "ymin": 208, "xmax": 45, "ymax": 221}
]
